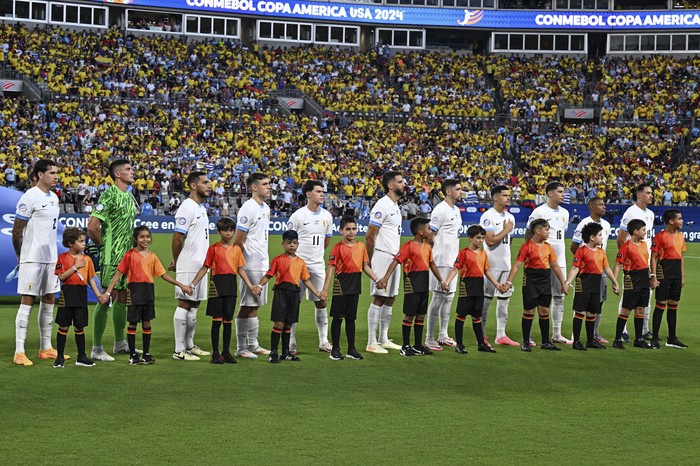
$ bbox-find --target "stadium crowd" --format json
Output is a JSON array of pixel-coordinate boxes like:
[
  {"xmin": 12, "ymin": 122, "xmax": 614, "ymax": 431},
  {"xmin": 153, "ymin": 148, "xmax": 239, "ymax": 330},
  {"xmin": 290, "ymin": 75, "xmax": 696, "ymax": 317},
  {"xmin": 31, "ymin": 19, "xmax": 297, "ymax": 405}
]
[{"xmin": 1, "ymin": 22, "xmax": 700, "ymax": 212}]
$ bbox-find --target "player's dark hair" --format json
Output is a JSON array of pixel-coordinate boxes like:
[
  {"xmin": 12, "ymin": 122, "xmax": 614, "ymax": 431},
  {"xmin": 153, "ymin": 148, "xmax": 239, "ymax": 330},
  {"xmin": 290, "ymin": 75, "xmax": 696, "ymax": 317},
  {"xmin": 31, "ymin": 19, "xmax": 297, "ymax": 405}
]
[
  {"xmin": 633, "ymin": 183, "xmax": 651, "ymax": 201},
  {"xmin": 302, "ymin": 179, "xmax": 324, "ymax": 197},
  {"xmin": 529, "ymin": 218, "xmax": 549, "ymax": 235},
  {"xmin": 132, "ymin": 225, "xmax": 151, "ymax": 246},
  {"xmin": 581, "ymin": 222, "xmax": 603, "ymax": 244},
  {"xmin": 30, "ymin": 159, "xmax": 57, "ymax": 181},
  {"xmin": 545, "ymin": 181, "xmax": 564, "ymax": 194},
  {"xmin": 340, "ymin": 215, "xmax": 356, "ymax": 229},
  {"xmin": 587, "ymin": 197, "xmax": 604, "ymax": 206},
  {"xmin": 108, "ymin": 159, "xmax": 131, "ymax": 181},
  {"xmin": 627, "ymin": 219, "xmax": 646, "ymax": 236},
  {"xmin": 62, "ymin": 227, "xmax": 86, "ymax": 248},
  {"xmin": 283, "ymin": 229, "xmax": 298, "ymax": 242},
  {"xmin": 662, "ymin": 209, "xmax": 681, "ymax": 225},
  {"xmin": 410, "ymin": 217, "xmax": 430, "ymax": 236},
  {"xmin": 381, "ymin": 171, "xmax": 401, "ymax": 192},
  {"xmin": 441, "ymin": 179, "xmax": 460, "ymax": 195},
  {"xmin": 467, "ymin": 224, "xmax": 486, "ymax": 238},
  {"xmin": 246, "ymin": 172, "xmax": 268, "ymax": 188},
  {"xmin": 491, "ymin": 185, "xmax": 509, "ymax": 197},
  {"xmin": 216, "ymin": 217, "xmax": 236, "ymax": 231},
  {"xmin": 186, "ymin": 171, "xmax": 207, "ymax": 188}
]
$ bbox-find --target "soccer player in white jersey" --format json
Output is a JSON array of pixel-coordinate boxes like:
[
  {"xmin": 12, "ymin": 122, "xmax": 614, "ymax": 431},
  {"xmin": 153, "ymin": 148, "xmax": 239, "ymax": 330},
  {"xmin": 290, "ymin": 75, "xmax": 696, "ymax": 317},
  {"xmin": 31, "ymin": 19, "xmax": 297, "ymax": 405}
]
[
  {"xmin": 571, "ymin": 197, "xmax": 612, "ymax": 344},
  {"xmin": 170, "ymin": 171, "xmax": 213, "ymax": 361},
  {"xmin": 233, "ymin": 173, "xmax": 272, "ymax": 358},
  {"xmin": 480, "ymin": 185, "xmax": 519, "ymax": 347},
  {"xmin": 424, "ymin": 179, "xmax": 462, "ymax": 351},
  {"xmin": 616, "ymin": 183, "xmax": 655, "ymax": 340},
  {"xmin": 365, "ymin": 171, "xmax": 405, "ymax": 353},
  {"xmin": 526, "ymin": 181, "xmax": 571, "ymax": 344},
  {"xmin": 12, "ymin": 160, "xmax": 62, "ymax": 366},
  {"xmin": 287, "ymin": 180, "xmax": 334, "ymax": 353}
]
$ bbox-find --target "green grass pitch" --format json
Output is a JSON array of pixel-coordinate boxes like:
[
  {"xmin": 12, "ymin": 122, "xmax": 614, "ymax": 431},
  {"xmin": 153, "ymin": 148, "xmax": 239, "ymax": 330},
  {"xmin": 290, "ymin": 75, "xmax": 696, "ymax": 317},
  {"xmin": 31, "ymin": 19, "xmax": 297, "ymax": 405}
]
[{"xmin": 1, "ymin": 234, "xmax": 699, "ymax": 464}]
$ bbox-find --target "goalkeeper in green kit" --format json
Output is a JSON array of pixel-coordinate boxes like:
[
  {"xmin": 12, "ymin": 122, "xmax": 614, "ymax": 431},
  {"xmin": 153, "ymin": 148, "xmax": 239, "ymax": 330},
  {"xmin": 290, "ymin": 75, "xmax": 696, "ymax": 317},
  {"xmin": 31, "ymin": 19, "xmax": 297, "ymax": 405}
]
[{"xmin": 87, "ymin": 160, "xmax": 138, "ymax": 361}]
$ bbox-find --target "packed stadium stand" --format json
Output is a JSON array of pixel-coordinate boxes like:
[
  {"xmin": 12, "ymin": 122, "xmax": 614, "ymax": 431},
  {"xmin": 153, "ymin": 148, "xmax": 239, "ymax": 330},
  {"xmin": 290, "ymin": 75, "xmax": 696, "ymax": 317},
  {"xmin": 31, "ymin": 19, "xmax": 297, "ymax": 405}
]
[{"xmin": 1, "ymin": 0, "xmax": 699, "ymax": 213}]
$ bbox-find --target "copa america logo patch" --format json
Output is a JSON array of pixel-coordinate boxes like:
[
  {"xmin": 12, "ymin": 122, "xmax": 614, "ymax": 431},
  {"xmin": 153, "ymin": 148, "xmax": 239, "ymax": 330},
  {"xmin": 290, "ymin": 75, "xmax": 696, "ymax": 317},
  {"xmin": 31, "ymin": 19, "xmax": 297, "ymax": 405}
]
[
  {"xmin": 17, "ymin": 203, "xmax": 27, "ymax": 213},
  {"xmin": 374, "ymin": 212, "xmax": 382, "ymax": 219},
  {"xmin": 483, "ymin": 219, "xmax": 490, "ymax": 226},
  {"xmin": 286, "ymin": 221, "xmax": 293, "ymax": 230},
  {"xmin": 95, "ymin": 204, "xmax": 104, "ymax": 212},
  {"xmin": 177, "ymin": 217, "xmax": 187, "ymax": 225},
  {"xmin": 239, "ymin": 216, "xmax": 248, "ymax": 224}
]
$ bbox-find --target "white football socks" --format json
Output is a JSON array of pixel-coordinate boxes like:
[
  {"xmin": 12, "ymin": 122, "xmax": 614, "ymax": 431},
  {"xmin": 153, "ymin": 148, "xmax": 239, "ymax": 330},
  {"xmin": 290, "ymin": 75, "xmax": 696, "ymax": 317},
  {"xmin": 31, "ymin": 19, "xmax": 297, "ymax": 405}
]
[
  {"xmin": 235, "ymin": 317, "xmax": 248, "ymax": 352},
  {"xmin": 38, "ymin": 302, "xmax": 54, "ymax": 351},
  {"xmin": 379, "ymin": 305, "xmax": 393, "ymax": 344},
  {"xmin": 438, "ymin": 294, "xmax": 454, "ymax": 341},
  {"xmin": 315, "ymin": 307, "xmax": 329, "ymax": 345},
  {"xmin": 552, "ymin": 296, "xmax": 565, "ymax": 337},
  {"xmin": 367, "ymin": 304, "xmax": 381, "ymax": 345},
  {"xmin": 15, "ymin": 304, "xmax": 31, "ymax": 354},
  {"xmin": 247, "ymin": 316, "xmax": 260, "ymax": 350},
  {"xmin": 495, "ymin": 298, "xmax": 510, "ymax": 339},
  {"xmin": 425, "ymin": 293, "xmax": 444, "ymax": 344},
  {"xmin": 185, "ymin": 307, "xmax": 198, "ymax": 349},
  {"xmin": 173, "ymin": 307, "xmax": 188, "ymax": 353}
]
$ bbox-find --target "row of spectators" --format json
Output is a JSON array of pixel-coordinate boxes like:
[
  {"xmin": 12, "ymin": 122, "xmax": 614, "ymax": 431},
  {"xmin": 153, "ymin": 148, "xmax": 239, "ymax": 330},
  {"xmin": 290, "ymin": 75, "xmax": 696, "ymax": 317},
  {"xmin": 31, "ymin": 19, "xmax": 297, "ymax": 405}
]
[
  {"xmin": 4, "ymin": 23, "xmax": 700, "ymax": 120},
  {"xmin": 1, "ymin": 96, "xmax": 698, "ymax": 214}
]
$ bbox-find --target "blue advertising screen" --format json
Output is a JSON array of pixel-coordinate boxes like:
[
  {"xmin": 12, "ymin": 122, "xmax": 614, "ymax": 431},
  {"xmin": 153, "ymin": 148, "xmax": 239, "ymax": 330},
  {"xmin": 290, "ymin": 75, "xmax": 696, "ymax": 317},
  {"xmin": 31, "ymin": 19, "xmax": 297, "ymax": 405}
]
[{"xmin": 95, "ymin": 1, "xmax": 700, "ymax": 30}]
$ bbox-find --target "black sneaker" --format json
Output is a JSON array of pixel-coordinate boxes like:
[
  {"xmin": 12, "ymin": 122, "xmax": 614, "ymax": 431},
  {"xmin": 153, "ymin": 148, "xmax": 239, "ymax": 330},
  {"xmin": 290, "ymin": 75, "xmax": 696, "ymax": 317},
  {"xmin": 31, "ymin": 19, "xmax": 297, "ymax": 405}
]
[
  {"xmin": 478, "ymin": 343, "xmax": 496, "ymax": 353},
  {"xmin": 142, "ymin": 354, "xmax": 155, "ymax": 365},
  {"xmin": 650, "ymin": 339, "xmax": 661, "ymax": 349},
  {"xmin": 221, "ymin": 352, "xmax": 237, "ymax": 363},
  {"xmin": 53, "ymin": 356, "xmax": 65, "ymax": 369},
  {"xmin": 346, "ymin": 348, "xmax": 364, "ymax": 360},
  {"xmin": 643, "ymin": 331, "xmax": 654, "ymax": 340},
  {"xmin": 281, "ymin": 352, "xmax": 301, "ymax": 361},
  {"xmin": 455, "ymin": 344, "xmax": 468, "ymax": 354},
  {"xmin": 572, "ymin": 341, "xmax": 587, "ymax": 351},
  {"xmin": 540, "ymin": 341, "xmax": 561, "ymax": 351},
  {"xmin": 211, "ymin": 352, "xmax": 224, "ymax": 364},
  {"xmin": 400, "ymin": 345, "xmax": 417, "ymax": 357},
  {"xmin": 612, "ymin": 339, "xmax": 625, "ymax": 349},
  {"xmin": 633, "ymin": 338, "xmax": 652, "ymax": 349},
  {"xmin": 329, "ymin": 348, "xmax": 344, "ymax": 361},
  {"xmin": 268, "ymin": 351, "xmax": 280, "ymax": 364},
  {"xmin": 129, "ymin": 354, "xmax": 142, "ymax": 365},
  {"xmin": 621, "ymin": 332, "xmax": 630, "ymax": 343},
  {"xmin": 586, "ymin": 340, "xmax": 606, "ymax": 350},
  {"xmin": 75, "ymin": 355, "xmax": 96, "ymax": 367},
  {"xmin": 413, "ymin": 345, "xmax": 433, "ymax": 356},
  {"xmin": 520, "ymin": 341, "xmax": 532, "ymax": 352},
  {"xmin": 666, "ymin": 337, "xmax": 688, "ymax": 349}
]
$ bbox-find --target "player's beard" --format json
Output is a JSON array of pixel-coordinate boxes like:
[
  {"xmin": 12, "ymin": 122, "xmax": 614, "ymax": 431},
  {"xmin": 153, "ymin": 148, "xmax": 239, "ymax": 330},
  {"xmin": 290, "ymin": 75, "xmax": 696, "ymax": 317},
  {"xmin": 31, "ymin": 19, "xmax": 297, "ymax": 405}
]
[{"xmin": 392, "ymin": 186, "xmax": 404, "ymax": 197}]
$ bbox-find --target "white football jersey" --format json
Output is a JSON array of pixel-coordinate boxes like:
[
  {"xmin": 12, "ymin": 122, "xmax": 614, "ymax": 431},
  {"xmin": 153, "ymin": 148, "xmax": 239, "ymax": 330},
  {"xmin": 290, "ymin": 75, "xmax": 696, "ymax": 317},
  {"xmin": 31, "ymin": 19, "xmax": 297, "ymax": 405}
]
[
  {"xmin": 174, "ymin": 198, "xmax": 210, "ymax": 272},
  {"xmin": 288, "ymin": 206, "xmax": 333, "ymax": 268},
  {"xmin": 480, "ymin": 207, "xmax": 515, "ymax": 271},
  {"xmin": 430, "ymin": 201, "xmax": 462, "ymax": 267},
  {"xmin": 15, "ymin": 187, "xmax": 60, "ymax": 264},
  {"xmin": 369, "ymin": 196, "xmax": 401, "ymax": 257},
  {"xmin": 527, "ymin": 203, "xmax": 569, "ymax": 267},
  {"xmin": 619, "ymin": 204, "xmax": 654, "ymax": 258},
  {"xmin": 572, "ymin": 216, "xmax": 612, "ymax": 252},
  {"xmin": 237, "ymin": 198, "xmax": 270, "ymax": 270}
]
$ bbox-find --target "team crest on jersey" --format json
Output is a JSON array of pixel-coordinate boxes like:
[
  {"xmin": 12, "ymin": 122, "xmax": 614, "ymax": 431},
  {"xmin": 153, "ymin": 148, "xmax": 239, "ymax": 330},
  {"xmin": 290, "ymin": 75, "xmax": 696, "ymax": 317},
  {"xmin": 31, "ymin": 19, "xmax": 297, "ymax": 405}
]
[
  {"xmin": 483, "ymin": 219, "xmax": 490, "ymax": 226},
  {"xmin": 322, "ymin": 220, "xmax": 327, "ymax": 227},
  {"xmin": 177, "ymin": 217, "xmax": 187, "ymax": 226},
  {"xmin": 95, "ymin": 204, "xmax": 104, "ymax": 212},
  {"xmin": 17, "ymin": 203, "xmax": 27, "ymax": 213},
  {"xmin": 240, "ymin": 216, "xmax": 248, "ymax": 224},
  {"xmin": 374, "ymin": 212, "xmax": 382, "ymax": 219}
]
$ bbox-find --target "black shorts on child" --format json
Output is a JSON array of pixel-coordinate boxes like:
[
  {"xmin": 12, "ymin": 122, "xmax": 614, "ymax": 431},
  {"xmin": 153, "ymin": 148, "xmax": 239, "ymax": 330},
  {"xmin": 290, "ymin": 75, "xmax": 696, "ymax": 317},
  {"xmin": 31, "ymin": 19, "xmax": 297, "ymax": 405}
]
[
  {"xmin": 621, "ymin": 287, "xmax": 650, "ymax": 310},
  {"xmin": 403, "ymin": 291, "xmax": 429, "ymax": 317},
  {"xmin": 573, "ymin": 291, "xmax": 602, "ymax": 314},
  {"xmin": 655, "ymin": 279, "xmax": 682, "ymax": 302},
  {"xmin": 271, "ymin": 285, "xmax": 300, "ymax": 324},
  {"xmin": 330, "ymin": 294, "xmax": 359, "ymax": 320},
  {"xmin": 456, "ymin": 296, "xmax": 484, "ymax": 318},
  {"xmin": 128, "ymin": 303, "xmax": 156, "ymax": 323},
  {"xmin": 56, "ymin": 306, "xmax": 89, "ymax": 328},
  {"xmin": 207, "ymin": 296, "xmax": 237, "ymax": 320},
  {"xmin": 522, "ymin": 285, "xmax": 552, "ymax": 311}
]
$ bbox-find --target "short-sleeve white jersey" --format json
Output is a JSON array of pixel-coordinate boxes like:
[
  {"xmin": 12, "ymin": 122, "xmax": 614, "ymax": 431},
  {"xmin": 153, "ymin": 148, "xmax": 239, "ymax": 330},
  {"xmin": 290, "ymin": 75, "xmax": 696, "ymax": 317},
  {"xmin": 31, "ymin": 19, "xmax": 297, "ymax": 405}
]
[
  {"xmin": 369, "ymin": 196, "xmax": 401, "ymax": 257},
  {"xmin": 480, "ymin": 207, "xmax": 515, "ymax": 271},
  {"xmin": 288, "ymin": 206, "xmax": 334, "ymax": 268},
  {"xmin": 236, "ymin": 198, "xmax": 270, "ymax": 270},
  {"xmin": 15, "ymin": 187, "xmax": 60, "ymax": 264},
  {"xmin": 430, "ymin": 201, "xmax": 462, "ymax": 267},
  {"xmin": 527, "ymin": 203, "xmax": 569, "ymax": 268},
  {"xmin": 174, "ymin": 198, "xmax": 210, "ymax": 272}
]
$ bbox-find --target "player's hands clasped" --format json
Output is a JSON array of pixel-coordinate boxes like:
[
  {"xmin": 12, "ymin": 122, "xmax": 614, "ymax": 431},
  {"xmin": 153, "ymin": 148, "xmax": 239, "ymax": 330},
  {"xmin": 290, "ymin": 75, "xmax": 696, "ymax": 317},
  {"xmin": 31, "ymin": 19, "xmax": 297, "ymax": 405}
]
[
  {"xmin": 181, "ymin": 284, "xmax": 194, "ymax": 295},
  {"xmin": 98, "ymin": 293, "xmax": 110, "ymax": 304}
]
